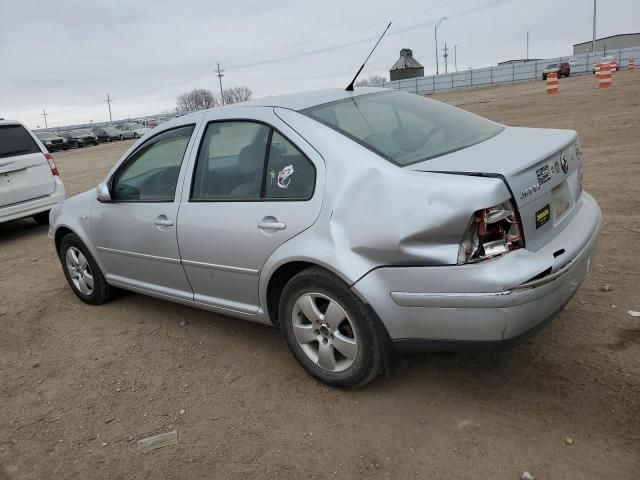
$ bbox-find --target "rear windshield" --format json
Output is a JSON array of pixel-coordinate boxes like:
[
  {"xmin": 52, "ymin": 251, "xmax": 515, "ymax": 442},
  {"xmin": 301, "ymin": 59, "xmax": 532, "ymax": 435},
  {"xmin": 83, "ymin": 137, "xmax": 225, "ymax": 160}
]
[
  {"xmin": 302, "ymin": 91, "xmax": 504, "ymax": 166},
  {"xmin": 0, "ymin": 125, "xmax": 41, "ymax": 158}
]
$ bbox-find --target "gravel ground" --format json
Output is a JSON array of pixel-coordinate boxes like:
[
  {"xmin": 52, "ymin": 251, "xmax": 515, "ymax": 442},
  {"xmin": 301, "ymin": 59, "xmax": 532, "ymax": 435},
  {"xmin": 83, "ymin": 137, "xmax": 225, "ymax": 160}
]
[{"xmin": 1, "ymin": 71, "xmax": 639, "ymax": 479}]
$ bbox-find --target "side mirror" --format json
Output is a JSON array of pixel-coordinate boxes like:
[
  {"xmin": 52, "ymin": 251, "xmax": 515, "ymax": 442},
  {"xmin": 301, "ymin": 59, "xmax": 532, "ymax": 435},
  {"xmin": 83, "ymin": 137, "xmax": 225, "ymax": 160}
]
[{"xmin": 96, "ymin": 182, "xmax": 112, "ymax": 202}]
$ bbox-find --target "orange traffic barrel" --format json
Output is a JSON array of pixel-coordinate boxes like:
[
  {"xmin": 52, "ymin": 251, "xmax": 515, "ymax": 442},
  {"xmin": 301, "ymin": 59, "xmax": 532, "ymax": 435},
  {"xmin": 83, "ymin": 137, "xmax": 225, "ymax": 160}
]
[
  {"xmin": 546, "ymin": 72, "xmax": 559, "ymax": 94},
  {"xmin": 629, "ymin": 59, "xmax": 636, "ymax": 71},
  {"xmin": 598, "ymin": 64, "xmax": 612, "ymax": 88}
]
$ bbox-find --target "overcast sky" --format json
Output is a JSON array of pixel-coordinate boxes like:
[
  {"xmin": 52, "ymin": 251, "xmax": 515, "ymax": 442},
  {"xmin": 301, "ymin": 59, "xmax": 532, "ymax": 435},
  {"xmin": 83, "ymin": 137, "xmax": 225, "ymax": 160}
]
[{"xmin": 2, "ymin": 0, "xmax": 638, "ymax": 128}]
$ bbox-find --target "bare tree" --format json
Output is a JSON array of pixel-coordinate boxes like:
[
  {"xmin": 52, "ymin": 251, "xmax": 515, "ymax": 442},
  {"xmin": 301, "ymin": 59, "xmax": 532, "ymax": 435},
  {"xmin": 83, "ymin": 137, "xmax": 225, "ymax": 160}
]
[
  {"xmin": 354, "ymin": 75, "xmax": 387, "ymax": 87},
  {"xmin": 176, "ymin": 88, "xmax": 218, "ymax": 112},
  {"xmin": 220, "ymin": 86, "xmax": 253, "ymax": 105}
]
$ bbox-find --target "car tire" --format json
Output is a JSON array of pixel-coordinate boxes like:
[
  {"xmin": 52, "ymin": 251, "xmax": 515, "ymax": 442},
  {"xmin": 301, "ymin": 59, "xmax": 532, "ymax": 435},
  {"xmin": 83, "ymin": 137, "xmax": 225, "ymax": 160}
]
[
  {"xmin": 133, "ymin": 132, "xmax": 139, "ymax": 139},
  {"xmin": 279, "ymin": 267, "xmax": 385, "ymax": 389},
  {"xmin": 32, "ymin": 210, "xmax": 50, "ymax": 225},
  {"xmin": 59, "ymin": 233, "xmax": 115, "ymax": 305},
  {"xmin": 119, "ymin": 134, "xmax": 124, "ymax": 141}
]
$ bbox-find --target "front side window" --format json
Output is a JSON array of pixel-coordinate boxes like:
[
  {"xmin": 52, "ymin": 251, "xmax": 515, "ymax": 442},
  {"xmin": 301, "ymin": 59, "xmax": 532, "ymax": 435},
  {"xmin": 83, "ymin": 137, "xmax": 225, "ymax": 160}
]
[
  {"xmin": 111, "ymin": 125, "xmax": 194, "ymax": 201},
  {"xmin": 302, "ymin": 91, "xmax": 504, "ymax": 166}
]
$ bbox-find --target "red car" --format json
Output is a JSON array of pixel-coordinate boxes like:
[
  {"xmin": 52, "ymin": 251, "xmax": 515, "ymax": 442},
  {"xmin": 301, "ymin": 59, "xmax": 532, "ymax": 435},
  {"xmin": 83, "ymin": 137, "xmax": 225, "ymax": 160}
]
[{"xmin": 542, "ymin": 62, "xmax": 570, "ymax": 80}]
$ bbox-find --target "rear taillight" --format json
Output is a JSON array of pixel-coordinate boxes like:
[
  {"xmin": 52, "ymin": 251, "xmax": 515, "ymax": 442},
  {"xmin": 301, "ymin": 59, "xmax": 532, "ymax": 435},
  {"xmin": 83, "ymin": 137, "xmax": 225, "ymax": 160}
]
[
  {"xmin": 457, "ymin": 199, "xmax": 524, "ymax": 265},
  {"xmin": 45, "ymin": 153, "xmax": 59, "ymax": 176}
]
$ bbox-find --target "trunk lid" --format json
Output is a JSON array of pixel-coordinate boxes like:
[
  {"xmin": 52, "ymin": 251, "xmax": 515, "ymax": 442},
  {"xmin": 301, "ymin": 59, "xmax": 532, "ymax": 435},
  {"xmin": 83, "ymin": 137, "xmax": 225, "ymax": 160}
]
[{"xmin": 408, "ymin": 126, "xmax": 582, "ymax": 251}]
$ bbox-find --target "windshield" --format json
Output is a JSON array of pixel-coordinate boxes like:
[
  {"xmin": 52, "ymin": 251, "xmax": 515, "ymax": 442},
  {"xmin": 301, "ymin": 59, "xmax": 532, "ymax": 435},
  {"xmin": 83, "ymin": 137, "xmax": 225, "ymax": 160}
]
[
  {"xmin": 71, "ymin": 129, "xmax": 91, "ymax": 135},
  {"xmin": 302, "ymin": 91, "xmax": 504, "ymax": 166}
]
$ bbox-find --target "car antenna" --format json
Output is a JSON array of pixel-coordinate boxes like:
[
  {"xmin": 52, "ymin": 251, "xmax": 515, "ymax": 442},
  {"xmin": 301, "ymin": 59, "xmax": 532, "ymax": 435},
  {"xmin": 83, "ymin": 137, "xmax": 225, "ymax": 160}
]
[{"xmin": 345, "ymin": 22, "xmax": 392, "ymax": 92}]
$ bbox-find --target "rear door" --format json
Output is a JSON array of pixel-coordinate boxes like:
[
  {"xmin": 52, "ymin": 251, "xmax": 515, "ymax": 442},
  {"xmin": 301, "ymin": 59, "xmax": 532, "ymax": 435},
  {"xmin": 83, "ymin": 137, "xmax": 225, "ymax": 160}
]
[
  {"xmin": 0, "ymin": 124, "xmax": 55, "ymax": 207},
  {"xmin": 177, "ymin": 108, "xmax": 324, "ymax": 314}
]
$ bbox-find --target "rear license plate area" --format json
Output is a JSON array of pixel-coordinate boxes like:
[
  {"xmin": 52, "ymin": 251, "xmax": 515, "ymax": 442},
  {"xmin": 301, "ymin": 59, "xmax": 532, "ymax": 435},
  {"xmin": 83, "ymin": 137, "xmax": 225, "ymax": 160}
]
[{"xmin": 551, "ymin": 181, "xmax": 570, "ymax": 221}]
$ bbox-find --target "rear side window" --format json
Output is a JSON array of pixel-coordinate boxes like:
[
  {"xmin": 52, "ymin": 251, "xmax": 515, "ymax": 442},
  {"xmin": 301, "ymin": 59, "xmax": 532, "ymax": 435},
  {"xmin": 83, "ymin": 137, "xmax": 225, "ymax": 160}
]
[
  {"xmin": 192, "ymin": 122, "xmax": 270, "ymax": 200},
  {"xmin": 0, "ymin": 125, "xmax": 41, "ymax": 158},
  {"xmin": 265, "ymin": 131, "xmax": 315, "ymax": 199},
  {"xmin": 191, "ymin": 121, "xmax": 316, "ymax": 202}
]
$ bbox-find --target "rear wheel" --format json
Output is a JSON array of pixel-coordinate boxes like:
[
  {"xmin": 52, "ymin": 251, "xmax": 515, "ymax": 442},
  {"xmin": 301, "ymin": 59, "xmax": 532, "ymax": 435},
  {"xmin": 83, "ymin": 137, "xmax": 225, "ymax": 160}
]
[
  {"xmin": 32, "ymin": 210, "xmax": 50, "ymax": 225},
  {"xmin": 279, "ymin": 267, "xmax": 384, "ymax": 388},
  {"xmin": 133, "ymin": 132, "xmax": 139, "ymax": 139},
  {"xmin": 59, "ymin": 233, "xmax": 115, "ymax": 305}
]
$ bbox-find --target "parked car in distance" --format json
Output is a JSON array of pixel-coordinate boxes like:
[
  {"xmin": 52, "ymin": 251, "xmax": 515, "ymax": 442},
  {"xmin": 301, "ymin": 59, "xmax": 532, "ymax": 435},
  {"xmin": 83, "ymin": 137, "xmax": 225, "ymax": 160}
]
[
  {"xmin": 50, "ymin": 88, "xmax": 601, "ymax": 388},
  {"xmin": 92, "ymin": 126, "xmax": 123, "ymax": 142},
  {"xmin": 542, "ymin": 62, "xmax": 570, "ymax": 80},
  {"xmin": 1, "ymin": 120, "xmax": 65, "ymax": 224},
  {"xmin": 117, "ymin": 123, "xmax": 150, "ymax": 139},
  {"xmin": 592, "ymin": 55, "xmax": 619, "ymax": 73},
  {"xmin": 35, "ymin": 131, "xmax": 69, "ymax": 152},
  {"xmin": 61, "ymin": 129, "xmax": 99, "ymax": 148}
]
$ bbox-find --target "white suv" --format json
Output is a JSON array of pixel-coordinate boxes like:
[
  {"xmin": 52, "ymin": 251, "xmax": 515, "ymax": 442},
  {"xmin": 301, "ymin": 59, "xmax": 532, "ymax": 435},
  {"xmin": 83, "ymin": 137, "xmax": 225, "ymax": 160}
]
[{"xmin": 0, "ymin": 120, "xmax": 65, "ymax": 225}]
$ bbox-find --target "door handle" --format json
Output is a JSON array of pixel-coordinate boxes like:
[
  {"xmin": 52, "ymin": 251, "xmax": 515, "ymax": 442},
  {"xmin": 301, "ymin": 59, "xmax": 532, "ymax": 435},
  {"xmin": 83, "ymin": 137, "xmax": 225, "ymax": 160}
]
[
  {"xmin": 154, "ymin": 215, "xmax": 174, "ymax": 227},
  {"xmin": 257, "ymin": 217, "xmax": 286, "ymax": 231}
]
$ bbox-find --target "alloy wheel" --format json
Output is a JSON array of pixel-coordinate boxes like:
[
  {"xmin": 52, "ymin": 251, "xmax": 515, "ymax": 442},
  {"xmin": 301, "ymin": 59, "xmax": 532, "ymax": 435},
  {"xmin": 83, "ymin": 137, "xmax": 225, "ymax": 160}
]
[
  {"xmin": 65, "ymin": 247, "xmax": 94, "ymax": 295},
  {"xmin": 292, "ymin": 292, "xmax": 358, "ymax": 372}
]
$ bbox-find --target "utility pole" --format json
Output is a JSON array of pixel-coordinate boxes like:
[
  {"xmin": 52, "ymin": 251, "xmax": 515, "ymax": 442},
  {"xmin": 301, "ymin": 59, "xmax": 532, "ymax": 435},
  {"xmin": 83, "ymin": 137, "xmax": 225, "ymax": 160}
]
[
  {"xmin": 216, "ymin": 62, "xmax": 225, "ymax": 105},
  {"xmin": 442, "ymin": 42, "xmax": 449, "ymax": 74},
  {"xmin": 454, "ymin": 45, "xmax": 459, "ymax": 72},
  {"xmin": 591, "ymin": 0, "xmax": 597, "ymax": 53},
  {"xmin": 434, "ymin": 17, "xmax": 446, "ymax": 75},
  {"xmin": 526, "ymin": 31, "xmax": 530, "ymax": 60},
  {"xmin": 41, "ymin": 109, "xmax": 48, "ymax": 128},
  {"xmin": 105, "ymin": 94, "xmax": 113, "ymax": 122}
]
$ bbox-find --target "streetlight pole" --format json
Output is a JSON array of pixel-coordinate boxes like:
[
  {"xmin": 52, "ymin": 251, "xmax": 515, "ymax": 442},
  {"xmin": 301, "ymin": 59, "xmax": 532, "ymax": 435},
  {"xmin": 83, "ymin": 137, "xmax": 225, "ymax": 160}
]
[
  {"xmin": 434, "ymin": 17, "xmax": 446, "ymax": 75},
  {"xmin": 592, "ymin": 0, "xmax": 597, "ymax": 53},
  {"xmin": 443, "ymin": 42, "xmax": 449, "ymax": 74},
  {"xmin": 526, "ymin": 31, "xmax": 530, "ymax": 60},
  {"xmin": 454, "ymin": 44, "xmax": 459, "ymax": 72}
]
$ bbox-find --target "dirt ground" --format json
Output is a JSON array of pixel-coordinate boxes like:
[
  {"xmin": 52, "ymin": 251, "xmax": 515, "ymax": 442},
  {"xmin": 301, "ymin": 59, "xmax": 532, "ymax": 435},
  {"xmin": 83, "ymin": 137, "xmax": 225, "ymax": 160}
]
[{"xmin": 1, "ymin": 71, "xmax": 639, "ymax": 480}]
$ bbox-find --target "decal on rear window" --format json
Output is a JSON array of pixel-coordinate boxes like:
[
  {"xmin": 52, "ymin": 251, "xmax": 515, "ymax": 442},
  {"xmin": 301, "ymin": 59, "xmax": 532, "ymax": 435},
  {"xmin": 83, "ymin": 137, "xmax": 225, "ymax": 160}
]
[{"xmin": 277, "ymin": 165, "xmax": 294, "ymax": 189}]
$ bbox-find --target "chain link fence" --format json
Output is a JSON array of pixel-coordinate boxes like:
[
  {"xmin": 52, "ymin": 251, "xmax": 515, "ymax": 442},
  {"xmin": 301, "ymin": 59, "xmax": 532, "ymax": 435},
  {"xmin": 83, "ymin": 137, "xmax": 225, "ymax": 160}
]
[{"xmin": 381, "ymin": 46, "xmax": 640, "ymax": 94}]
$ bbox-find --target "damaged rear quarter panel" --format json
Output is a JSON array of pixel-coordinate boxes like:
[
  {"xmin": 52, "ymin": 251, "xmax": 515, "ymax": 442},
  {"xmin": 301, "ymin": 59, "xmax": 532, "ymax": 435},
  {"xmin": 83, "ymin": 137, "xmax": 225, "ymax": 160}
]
[{"xmin": 267, "ymin": 108, "xmax": 513, "ymax": 284}]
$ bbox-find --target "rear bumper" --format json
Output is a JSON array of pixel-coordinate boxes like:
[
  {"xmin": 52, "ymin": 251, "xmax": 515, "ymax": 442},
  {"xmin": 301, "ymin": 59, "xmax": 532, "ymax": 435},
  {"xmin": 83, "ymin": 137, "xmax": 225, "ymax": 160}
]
[
  {"xmin": 351, "ymin": 192, "xmax": 602, "ymax": 351},
  {"xmin": 0, "ymin": 177, "xmax": 66, "ymax": 224}
]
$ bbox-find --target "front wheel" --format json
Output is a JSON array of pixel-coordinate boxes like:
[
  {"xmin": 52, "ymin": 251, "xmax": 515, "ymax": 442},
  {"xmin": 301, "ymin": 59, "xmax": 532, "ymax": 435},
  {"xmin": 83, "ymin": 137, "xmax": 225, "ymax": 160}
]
[
  {"xmin": 133, "ymin": 132, "xmax": 139, "ymax": 139},
  {"xmin": 59, "ymin": 233, "xmax": 115, "ymax": 305},
  {"xmin": 119, "ymin": 134, "xmax": 124, "ymax": 141},
  {"xmin": 279, "ymin": 267, "xmax": 385, "ymax": 388}
]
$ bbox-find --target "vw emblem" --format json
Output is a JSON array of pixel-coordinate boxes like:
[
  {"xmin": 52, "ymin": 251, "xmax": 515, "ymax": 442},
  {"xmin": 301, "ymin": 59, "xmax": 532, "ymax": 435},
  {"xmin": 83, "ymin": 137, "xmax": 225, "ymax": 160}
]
[{"xmin": 561, "ymin": 154, "xmax": 569, "ymax": 174}]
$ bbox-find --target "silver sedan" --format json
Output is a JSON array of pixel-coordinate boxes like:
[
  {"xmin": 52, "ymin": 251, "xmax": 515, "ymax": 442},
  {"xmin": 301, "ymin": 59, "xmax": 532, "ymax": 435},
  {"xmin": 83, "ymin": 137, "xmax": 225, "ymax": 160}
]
[{"xmin": 49, "ymin": 88, "xmax": 601, "ymax": 388}]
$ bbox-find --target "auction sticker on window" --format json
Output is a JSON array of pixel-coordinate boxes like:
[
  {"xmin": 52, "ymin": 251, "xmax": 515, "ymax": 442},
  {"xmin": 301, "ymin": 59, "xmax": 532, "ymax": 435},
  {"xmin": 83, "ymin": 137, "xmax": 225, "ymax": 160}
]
[{"xmin": 535, "ymin": 204, "xmax": 551, "ymax": 229}]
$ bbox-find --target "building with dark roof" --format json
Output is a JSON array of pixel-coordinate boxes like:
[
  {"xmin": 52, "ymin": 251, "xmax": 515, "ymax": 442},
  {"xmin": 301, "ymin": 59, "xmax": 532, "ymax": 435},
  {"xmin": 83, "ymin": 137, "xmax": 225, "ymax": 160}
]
[
  {"xmin": 389, "ymin": 49, "xmax": 424, "ymax": 81},
  {"xmin": 573, "ymin": 33, "xmax": 640, "ymax": 54}
]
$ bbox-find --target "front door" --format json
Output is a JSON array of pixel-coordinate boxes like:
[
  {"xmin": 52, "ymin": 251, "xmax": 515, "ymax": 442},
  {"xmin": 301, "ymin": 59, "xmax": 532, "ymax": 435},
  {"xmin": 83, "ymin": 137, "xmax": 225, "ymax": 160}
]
[
  {"xmin": 177, "ymin": 114, "xmax": 323, "ymax": 314},
  {"xmin": 92, "ymin": 124, "xmax": 197, "ymax": 300}
]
